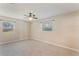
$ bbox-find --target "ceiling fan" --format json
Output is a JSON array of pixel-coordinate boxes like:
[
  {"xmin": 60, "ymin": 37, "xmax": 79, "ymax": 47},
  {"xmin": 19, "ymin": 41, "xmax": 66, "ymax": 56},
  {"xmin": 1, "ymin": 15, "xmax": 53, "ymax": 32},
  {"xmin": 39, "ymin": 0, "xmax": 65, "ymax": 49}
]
[{"xmin": 24, "ymin": 12, "xmax": 38, "ymax": 21}]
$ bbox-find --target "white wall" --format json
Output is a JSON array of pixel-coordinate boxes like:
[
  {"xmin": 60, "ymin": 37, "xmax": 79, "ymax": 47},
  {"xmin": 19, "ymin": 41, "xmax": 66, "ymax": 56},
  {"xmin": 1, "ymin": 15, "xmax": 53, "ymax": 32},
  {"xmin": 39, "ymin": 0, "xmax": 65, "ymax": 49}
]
[
  {"xmin": 31, "ymin": 11, "xmax": 79, "ymax": 51},
  {"xmin": 0, "ymin": 10, "xmax": 79, "ymax": 52},
  {"xmin": 0, "ymin": 16, "xmax": 29, "ymax": 44}
]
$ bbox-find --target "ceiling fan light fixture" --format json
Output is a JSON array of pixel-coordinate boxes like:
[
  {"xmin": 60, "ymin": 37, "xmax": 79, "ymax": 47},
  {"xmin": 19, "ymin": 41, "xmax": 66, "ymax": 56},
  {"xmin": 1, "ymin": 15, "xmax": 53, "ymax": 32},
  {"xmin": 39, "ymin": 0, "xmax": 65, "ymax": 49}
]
[
  {"xmin": 28, "ymin": 17, "xmax": 33, "ymax": 21},
  {"xmin": 24, "ymin": 12, "xmax": 38, "ymax": 21}
]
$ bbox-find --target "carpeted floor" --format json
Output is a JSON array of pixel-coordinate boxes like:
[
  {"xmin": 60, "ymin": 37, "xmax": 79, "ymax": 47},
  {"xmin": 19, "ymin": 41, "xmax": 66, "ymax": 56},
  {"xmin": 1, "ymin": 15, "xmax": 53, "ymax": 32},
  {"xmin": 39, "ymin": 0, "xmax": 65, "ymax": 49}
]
[{"xmin": 0, "ymin": 39, "xmax": 78, "ymax": 56}]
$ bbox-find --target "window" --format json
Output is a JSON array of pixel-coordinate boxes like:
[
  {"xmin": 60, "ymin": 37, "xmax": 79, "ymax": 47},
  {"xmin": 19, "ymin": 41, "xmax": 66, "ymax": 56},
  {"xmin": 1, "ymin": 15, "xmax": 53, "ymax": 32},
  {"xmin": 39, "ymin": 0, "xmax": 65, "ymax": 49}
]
[
  {"xmin": 41, "ymin": 21, "xmax": 53, "ymax": 31},
  {"xmin": 3, "ymin": 21, "xmax": 15, "ymax": 32}
]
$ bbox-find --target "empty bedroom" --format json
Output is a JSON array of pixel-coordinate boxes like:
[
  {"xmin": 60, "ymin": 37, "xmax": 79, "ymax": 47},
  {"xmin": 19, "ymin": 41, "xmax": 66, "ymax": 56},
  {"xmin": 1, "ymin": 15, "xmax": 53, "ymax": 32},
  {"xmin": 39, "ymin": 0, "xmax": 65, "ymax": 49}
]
[{"xmin": 0, "ymin": 3, "xmax": 79, "ymax": 56}]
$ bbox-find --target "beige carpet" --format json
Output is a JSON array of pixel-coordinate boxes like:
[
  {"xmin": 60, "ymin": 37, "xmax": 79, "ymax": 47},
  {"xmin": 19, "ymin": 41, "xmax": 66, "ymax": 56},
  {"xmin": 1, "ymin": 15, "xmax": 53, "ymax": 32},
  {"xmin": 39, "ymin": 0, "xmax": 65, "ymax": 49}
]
[{"xmin": 0, "ymin": 39, "xmax": 78, "ymax": 56}]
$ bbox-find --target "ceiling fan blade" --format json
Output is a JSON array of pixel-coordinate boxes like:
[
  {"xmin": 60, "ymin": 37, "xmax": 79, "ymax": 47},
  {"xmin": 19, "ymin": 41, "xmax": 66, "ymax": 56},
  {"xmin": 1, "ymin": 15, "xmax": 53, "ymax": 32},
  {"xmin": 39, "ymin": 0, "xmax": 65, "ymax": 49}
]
[
  {"xmin": 33, "ymin": 14, "xmax": 38, "ymax": 19},
  {"xmin": 34, "ymin": 17, "xmax": 38, "ymax": 19}
]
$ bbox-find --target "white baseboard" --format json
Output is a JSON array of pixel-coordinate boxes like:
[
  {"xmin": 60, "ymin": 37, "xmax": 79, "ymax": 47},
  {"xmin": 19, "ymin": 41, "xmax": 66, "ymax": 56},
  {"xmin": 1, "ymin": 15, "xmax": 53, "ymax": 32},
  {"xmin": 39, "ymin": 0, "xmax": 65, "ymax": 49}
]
[
  {"xmin": 32, "ymin": 39, "xmax": 79, "ymax": 53},
  {"xmin": 0, "ymin": 39, "xmax": 29, "ymax": 46}
]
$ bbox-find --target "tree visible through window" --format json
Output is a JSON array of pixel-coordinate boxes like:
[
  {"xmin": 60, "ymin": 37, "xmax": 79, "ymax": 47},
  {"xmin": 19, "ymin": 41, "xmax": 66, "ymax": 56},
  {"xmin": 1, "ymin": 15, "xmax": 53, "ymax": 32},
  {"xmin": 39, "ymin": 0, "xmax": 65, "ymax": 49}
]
[
  {"xmin": 42, "ymin": 21, "xmax": 52, "ymax": 31},
  {"xmin": 3, "ymin": 21, "xmax": 15, "ymax": 32}
]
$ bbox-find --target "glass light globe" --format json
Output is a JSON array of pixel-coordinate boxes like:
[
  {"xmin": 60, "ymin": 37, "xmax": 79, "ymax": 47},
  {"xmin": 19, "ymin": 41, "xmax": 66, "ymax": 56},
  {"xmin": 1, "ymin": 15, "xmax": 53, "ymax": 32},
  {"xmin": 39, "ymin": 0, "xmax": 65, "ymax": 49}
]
[{"xmin": 29, "ymin": 17, "xmax": 33, "ymax": 21}]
